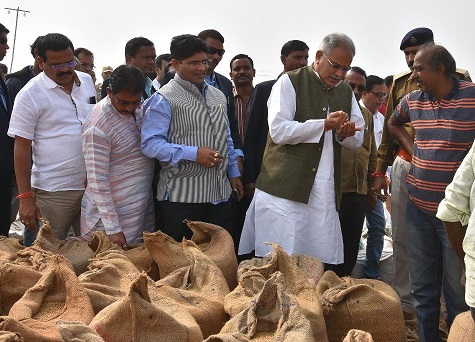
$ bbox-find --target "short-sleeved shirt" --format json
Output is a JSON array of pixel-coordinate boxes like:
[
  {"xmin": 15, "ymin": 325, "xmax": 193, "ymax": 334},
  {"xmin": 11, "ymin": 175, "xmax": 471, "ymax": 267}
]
[
  {"xmin": 393, "ymin": 77, "xmax": 475, "ymax": 213},
  {"xmin": 8, "ymin": 71, "xmax": 96, "ymax": 191}
]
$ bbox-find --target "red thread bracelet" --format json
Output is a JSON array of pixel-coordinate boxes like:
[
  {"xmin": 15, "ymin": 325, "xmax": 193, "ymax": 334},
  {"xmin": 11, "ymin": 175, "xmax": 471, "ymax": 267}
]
[
  {"xmin": 370, "ymin": 172, "xmax": 385, "ymax": 178},
  {"xmin": 16, "ymin": 192, "xmax": 33, "ymax": 199}
]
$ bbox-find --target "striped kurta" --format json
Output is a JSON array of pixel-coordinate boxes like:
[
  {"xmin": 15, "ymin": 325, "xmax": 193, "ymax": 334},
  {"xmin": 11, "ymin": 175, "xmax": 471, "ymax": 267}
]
[
  {"xmin": 80, "ymin": 97, "xmax": 155, "ymax": 243},
  {"xmin": 393, "ymin": 78, "xmax": 475, "ymax": 214}
]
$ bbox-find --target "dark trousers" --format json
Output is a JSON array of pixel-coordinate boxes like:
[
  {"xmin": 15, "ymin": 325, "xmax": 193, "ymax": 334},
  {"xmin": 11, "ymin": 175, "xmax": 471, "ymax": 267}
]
[
  {"xmin": 159, "ymin": 200, "xmax": 233, "ymax": 243},
  {"xmin": 231, "ymin": 196, "xmax": 251, "ymax": 254},
  {"xmin": 0, "ymin": 177, "xmax": 12, "ymax": 237},
  {"xmin": 325, "ymin": 192, "xmax": 367, "ymax": 277}
]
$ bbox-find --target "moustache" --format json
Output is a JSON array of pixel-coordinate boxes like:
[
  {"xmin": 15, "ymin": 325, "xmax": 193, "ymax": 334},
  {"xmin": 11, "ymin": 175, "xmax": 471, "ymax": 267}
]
[{"xmin": 57, "ymin": 71, "xmax": 73, "ymax": 77}]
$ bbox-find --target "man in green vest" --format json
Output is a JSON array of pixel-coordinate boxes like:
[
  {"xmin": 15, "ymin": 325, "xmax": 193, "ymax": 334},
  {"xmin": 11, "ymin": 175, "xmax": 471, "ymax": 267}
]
[{"xmin": 239, "ymin": 33, "xmax": 365, "ymax": 264}]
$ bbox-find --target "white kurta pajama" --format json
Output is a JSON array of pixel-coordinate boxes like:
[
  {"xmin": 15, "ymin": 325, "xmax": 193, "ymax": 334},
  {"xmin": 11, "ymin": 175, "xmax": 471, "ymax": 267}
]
[{"xmin": 239, "ymin": 74, "xmax": 364, "ymax": 264}]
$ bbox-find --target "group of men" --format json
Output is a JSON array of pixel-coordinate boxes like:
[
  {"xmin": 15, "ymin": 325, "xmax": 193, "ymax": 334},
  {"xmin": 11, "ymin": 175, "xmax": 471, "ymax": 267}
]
[{"xmin": 1, "ymin": 22, "xmax": 475, "ymax": 341}]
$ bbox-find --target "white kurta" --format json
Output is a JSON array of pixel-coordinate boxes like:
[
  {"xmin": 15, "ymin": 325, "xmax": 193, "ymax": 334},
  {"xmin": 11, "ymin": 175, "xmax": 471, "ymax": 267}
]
[{"xmin": 239, "ymin": 73, "xmax": 365, "ymax": 264}]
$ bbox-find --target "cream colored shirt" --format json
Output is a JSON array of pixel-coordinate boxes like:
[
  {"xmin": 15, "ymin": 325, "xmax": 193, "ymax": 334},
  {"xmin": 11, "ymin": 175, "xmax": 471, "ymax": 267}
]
[{"xmin": 437, "ymin": 141, "xmax": 475, "ymax": 307}]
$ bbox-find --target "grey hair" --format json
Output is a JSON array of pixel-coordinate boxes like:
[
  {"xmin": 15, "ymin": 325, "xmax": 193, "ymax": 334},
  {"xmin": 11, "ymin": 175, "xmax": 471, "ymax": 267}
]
[{"xmin": 319, "ymin": 33, "xmax": 356, "ymax": 57}]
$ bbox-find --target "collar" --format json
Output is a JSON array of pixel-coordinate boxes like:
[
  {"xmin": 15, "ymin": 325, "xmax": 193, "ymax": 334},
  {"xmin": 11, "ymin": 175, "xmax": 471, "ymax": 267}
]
[
  {"xmin": 42, "ymin": 71, "xmax": 81, "ymax": 90},
  {"xmin": 205, "ymin": 71, "xmax": 217, "ymax": 86},
  {"xmin": 174, "ymin": 73, "xmax": 208, "ymax": 96}
]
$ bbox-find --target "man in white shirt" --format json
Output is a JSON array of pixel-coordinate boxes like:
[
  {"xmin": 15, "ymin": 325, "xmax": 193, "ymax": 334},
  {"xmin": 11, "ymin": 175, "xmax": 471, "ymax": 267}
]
[
  {"xmin": 152, "ymin": 53, "xmax": 171, "ymax": 90},
  {"xmin": 8, "ymin": 33, "xmax": 96, "ymax": 245},
  {"xmin": 239, "ymin": 33, "xmax": 365, "ymax": 264},
  {"xmin": 361, "ymin": 75, "xmax": 388, "ymax": 279}
]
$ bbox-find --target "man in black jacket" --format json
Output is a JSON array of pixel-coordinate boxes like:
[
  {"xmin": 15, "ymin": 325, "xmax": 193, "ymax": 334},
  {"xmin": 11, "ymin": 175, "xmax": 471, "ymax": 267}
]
[{"xmin": 243, "ymin": 40, "xmax": 309, "ymax": 199}]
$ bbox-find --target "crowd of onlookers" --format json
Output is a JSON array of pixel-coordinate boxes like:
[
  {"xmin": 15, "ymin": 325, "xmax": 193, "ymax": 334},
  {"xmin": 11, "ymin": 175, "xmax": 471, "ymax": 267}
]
[{"xmin": 1, "ymin": 23, "xmax": 475, "ymax": 341}]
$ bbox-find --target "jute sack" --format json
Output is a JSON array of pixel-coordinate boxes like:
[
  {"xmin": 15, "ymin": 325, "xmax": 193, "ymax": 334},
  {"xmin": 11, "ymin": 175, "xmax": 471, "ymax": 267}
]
[
  {"xmin": 343, "ymin": 329, "xmax": 374, "ymax": 342},
  {"xmin": 203, "ymin": 332, "xmax": 251, "ymax": 342},
  {"xmin": 185, "ymin": 220, "xmax": 238, "ymax": 289},
  {"xmin": 447, "ymin": 310, "xmax": 475, "ymax": 341},
  {"xmin": 0, "ymin": 330, "xmax": 23, "ymax": 341},
  {"xmin": 316, "ymin": 271, "xmax": 406, "ymax": 342},
  {"xmin": 143, "ymin": 231, "xmax": 191, "ymax": 279},
  {"xmin": 0, "ymin": 262, "xmax": 43, "ymax": 315},
  {"xmin": 3, "ymin": 255, "xmax": 94, "ymax": 341},
  {"xmin": 88, "ymin": 231, "xmax": 160, "ymax": 281},
  {"xmin": 238, "ymin": 253, "xmax": 324, "ymax": 289},
  {"xmin": 32, "ymin": 220, "xmax": 95, "ymax": 275},
  {"xmin": 89, "ymin": 272, "xmax": 204, "ymax": 342},
  {"xmin": 56, "ymin": 321, "xmax": 105, "ymax": 342},
  {"xmin": 220, "ymin": 272, "xmax": 314, "ymax": 341},
  {"xmin": 78, "ymin": 250, "xmax": 142, "ymax": 314},
  {"xmin": 14, "ymin": 246, "xmax": 65, "ymax": 273},
  {"xmin": 0, "ymin": 237, "xmax": 24, "ymax": 262},
  {"xmin": 153, "ymin": 240, "xmax": 230, "ymax": 338},
  {"xmin": 225, "ymin": 244, "xmax": 328, "ymax": 341}
]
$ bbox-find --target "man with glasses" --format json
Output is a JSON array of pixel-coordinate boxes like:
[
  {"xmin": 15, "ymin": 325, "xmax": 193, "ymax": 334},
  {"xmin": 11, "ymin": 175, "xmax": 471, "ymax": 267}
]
[
  {"xmin": 360, "ymin": 75, "xmax": 387, "ymax": 279},
  {"xmin": 7, "ymin": 33, "xmax": 96, "ymax": 245},
  {"xmin": 81, "ymin": 65, "xmax": 154, "ymax": 247},
  {"xmin": 74, "ymin": 47, "xmax": 95, "ymax": 79},
  {"xmin": 0, "ymin": 23, "xmax": 13, "ymax": 237},
  {"xmin": 373, "ymin": 27, "xmax": 471, "ymax": 321},
  {"xmin": 325, "ymin": 66, "xmax": 377, "ymax": 276},
  {"xmin": 239, "ymin": 33, "xmax": 364, "ymax": 264},
  {"xmin": 141, "ymin": 34, "xmax": 243, "ymax": 243}
]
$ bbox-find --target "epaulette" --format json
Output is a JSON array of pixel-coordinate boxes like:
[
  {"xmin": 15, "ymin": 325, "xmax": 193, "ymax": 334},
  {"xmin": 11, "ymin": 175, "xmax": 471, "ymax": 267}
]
[
  {"xmin": 393, "ymin": 70, "xmax": 412, "ymax": 81},
  {"xmin": 455, "ymin": 68, "xmax": 471, "ymax": 81}
]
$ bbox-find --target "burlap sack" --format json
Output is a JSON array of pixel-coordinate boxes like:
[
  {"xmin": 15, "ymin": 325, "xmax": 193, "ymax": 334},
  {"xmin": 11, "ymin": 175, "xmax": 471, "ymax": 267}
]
[
  {"xmin": 447, "ymin": 310, "xmax": 475, "ymax": 341},
  {"xmin": 153, "ymin": 240, "xmax": 230, "ymax": 338},
  {"xmin": 203, "ymin": 332, "xmax": 251, "ymax": 342},
  {"xmin": 88, "ymin": 231, "xmax": 160, "ymax": 281},
  {"xmin": 0, "ymin": 262, "xmax": 43, "ymax": 315},
  {"xmin": 219, "ymin": 272, "xmax": 314, "ymax": 341},
  {"xmin": 14, "ymin": 246, "xmax": 64, "ymax": 273},
  {"xmin": 225, "ymin": 244, "xmax": 328, "ymax": 341},
  {"xmin": 2, "ymin": 255, "xmax": 94, "ymax": 341},
  {"xmin": 316, "ymin": 271, "xmax": 406, "ymax": 342},
  {"xmin": 33, "ymin": 220, "xmax": 95, "ymax": 275},
  {"xmin": 56, "ymin": 321, "xmax": 104, "ymax": 342},
  {"xmin": 0, "ymin": 237, "xmax": 24, "ymax": 262},
  {"xmin": 89, "ymin": 272, "xmax": 203, "ymax": 342},
  {"xmin": 186, "ymin": 220, "xmax": 238, "ymax": 289},
  {"xmin": 343, "ymin": 329, "xmax": 374, "ymax": 342},
  {"xmin": 78, "ymin": 250, "xmax": 142, "ymax": 314},
  {"xmin": 143, "ymin": 231, "xmax": 191, "ymax": 279},
  {"xmin": 238, "ymin": 253, "xmax": 324, "ymax": 289},
  {"xmin": 0, "ymin": 330, "xmax": 23, "ymax": 341}
]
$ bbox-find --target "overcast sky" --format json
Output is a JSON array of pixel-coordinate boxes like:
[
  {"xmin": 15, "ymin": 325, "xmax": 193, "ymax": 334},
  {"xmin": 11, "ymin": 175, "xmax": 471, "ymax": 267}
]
[{"xmin": 2, "ymin": 0, "xmax": 474, "ymax": 84}]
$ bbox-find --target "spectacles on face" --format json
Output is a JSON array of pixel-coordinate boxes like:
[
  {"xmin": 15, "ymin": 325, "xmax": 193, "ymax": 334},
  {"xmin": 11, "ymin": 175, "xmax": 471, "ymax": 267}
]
[
  {"xmin": 47, "ymin": 60, "xmax": 77, "ymax": 70},
  {"xmin": 348, "ymin": 82, "xmax": 366, "ymax": 92},
  {"xmin": 207, "ymin": 46, "xmax": 225, "ymax": 56},
  {"xmin": 80, "ymin": 62, "xmax": 95, "ymax": 69},
  {"xmin": 0, "ymin": 37, "xmax": 8, "ymax": 45},
  {"xmin": 113, "ymin": 93, "xmax": 143, "ymax": 107},
  {"xmin": 178, "ymin": 59, "xmax": 211, "ymax": 68},
  {"xmin": 323, "ymin": 53, "xmax": 351, "ymax": 72},
  {"xmin": 369, "ymin": 91, "xmax": 388, "ymax": 99}
]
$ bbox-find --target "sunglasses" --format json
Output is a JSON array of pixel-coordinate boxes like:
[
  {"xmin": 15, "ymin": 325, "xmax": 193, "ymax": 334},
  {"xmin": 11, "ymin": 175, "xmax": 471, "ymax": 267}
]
[
  {"xmin": 348, "ymin": 83, "xmax": 366, "ymax": 92},
  {"xmin": 207, "ymin": 46, "xmax": 225, "ymax": 57},
  {"xmin": 0, "ymin": 37, "xmax": 8, "ymax": 45}
]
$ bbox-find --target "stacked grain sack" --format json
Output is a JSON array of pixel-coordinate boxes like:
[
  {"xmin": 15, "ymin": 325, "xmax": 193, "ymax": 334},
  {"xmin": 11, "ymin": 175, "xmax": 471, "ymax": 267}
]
[{"xmin": 0, "ymin": 219, "xmax": 238, "ymax": 341}]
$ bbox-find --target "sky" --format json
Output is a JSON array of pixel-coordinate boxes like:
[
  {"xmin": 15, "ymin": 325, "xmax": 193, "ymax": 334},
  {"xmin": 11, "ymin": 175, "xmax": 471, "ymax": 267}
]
[{"xmin": 1, "ymin": 0, "xmax": 475, "ymax": 85}]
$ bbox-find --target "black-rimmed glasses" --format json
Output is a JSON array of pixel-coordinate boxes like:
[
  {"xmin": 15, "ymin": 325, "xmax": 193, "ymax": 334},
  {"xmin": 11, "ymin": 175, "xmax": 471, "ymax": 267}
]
[
  {"xmin": 113, "ymin": 93, "xmax": 143, "ymax": 107},
  {"xmin": 369, "ymin": 91, "xmax": 388, "ymax": 99},
  {"xmin": 348, "ymin": 83, "xmax": 366, "ymax": 92}
]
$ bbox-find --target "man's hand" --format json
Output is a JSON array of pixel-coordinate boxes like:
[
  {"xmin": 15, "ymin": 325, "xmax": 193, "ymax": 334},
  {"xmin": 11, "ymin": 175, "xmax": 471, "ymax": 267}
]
[
  {"xmin": 196, "ymin": 146, "xmax": 224, "ymax": 168},
  {"xmin": 230, "ymin": 177, "xmax": 244, "ymax": 201},
  {"xmin": 244, "ymin": 182, "xmax": 256, "ymax": 199},
  {"xmin": 336, "ymin": 121, "xmax": 362, "ymax": 138},
  {"xmin": 372, "ymin": 176, "xmax": 388, "ymax": 202},
  {"xmin": 19, "ymin": 197, "xmax": 42, "ymax": 231},
  {"xmin": 108, "ymin": 231, "xmax": 127, "ymax": 248},
  {"xmin": 325, "ymin": 110, "xmax": 350, "ymax": 130}
]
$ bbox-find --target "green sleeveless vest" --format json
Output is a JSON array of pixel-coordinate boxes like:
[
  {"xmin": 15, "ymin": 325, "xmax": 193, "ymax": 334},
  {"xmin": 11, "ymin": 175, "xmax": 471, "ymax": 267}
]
[{"xmin": 256, "ymin": 66, "xmax": 353, "ymax": 209}]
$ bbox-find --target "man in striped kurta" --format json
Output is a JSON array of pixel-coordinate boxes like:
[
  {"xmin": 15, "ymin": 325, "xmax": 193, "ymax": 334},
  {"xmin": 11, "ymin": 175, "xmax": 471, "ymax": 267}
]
[
  {"xmin": 141, "ymin": 34, "xmax": 243, "ymax": 243},
  {"xmin": 81, "ymin": 65, "xmax": 155, "ymax": 247},
  {"xmin": 388, "ymin": 44, "xmax": 473, "ymax": 342}
]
